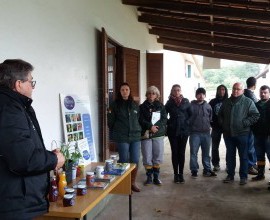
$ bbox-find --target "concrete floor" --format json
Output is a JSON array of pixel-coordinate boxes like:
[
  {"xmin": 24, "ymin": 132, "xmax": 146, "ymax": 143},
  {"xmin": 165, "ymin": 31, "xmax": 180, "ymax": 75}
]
[{"xmin": 94, "ymin": 139, "xmax": 270, "ymax": 220}]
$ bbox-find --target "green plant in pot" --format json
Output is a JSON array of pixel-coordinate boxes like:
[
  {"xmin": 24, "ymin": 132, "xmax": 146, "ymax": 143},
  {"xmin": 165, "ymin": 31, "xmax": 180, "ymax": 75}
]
[{"xmin": 60, "ymin": 142, "xmax": 82, "ymax": 183}]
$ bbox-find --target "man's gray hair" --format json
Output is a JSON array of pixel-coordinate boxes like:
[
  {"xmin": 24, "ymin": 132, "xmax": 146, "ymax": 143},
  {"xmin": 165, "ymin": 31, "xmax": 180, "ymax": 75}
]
[{"xmin": 0, "ymin": 59, "xmax": 33, "ymax": 89}]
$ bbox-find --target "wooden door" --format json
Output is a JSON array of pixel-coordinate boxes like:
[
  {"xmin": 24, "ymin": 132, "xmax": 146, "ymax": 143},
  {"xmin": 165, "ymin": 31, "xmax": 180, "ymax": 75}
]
[
  {"xmin": 146, "ymin": 53, "xmax": 164, "ymax": 103},
  {"xmin": 100, "ymin": 30, "xmax": 140, "ymax": 158},
  {"xmin": 100, "ymin": 27, "xmax": 110, "ymax": 161},
  {"xmin": 120, "ymin": 47, "xmax": 140, "ymax": 103}
]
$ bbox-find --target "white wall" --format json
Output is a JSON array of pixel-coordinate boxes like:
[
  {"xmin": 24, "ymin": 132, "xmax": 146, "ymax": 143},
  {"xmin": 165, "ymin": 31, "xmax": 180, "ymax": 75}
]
[
  {"xmin": 163, "ymin": 50, "xmax": 204, "ymax": 102},
  {"xmin": 0, "ymin": 0, "xmax": 162, "ymax": 155}
]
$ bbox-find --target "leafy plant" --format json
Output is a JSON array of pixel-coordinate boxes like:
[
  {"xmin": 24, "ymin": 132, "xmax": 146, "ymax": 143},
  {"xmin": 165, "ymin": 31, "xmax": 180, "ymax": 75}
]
[{"xmin": 60, "ymin": 142, "xmax": 82, "ymax": 170}]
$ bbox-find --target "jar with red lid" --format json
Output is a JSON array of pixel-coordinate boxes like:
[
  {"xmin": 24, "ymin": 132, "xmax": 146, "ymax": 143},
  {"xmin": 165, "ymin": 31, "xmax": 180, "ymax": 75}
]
[
  {"xmin": 86, "ymin": 172, "xmax": 95, "ymax": 187},
  {"xmin": 49, "ymin": 176, "xmax": 58, "ymax": 202}
]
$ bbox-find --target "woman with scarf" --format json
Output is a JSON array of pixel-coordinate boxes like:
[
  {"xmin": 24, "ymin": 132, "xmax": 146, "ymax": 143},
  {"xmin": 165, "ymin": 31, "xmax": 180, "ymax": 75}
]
[{"xmin": 165, "ymin": 84, "xmax": 192, "ymax": 184}]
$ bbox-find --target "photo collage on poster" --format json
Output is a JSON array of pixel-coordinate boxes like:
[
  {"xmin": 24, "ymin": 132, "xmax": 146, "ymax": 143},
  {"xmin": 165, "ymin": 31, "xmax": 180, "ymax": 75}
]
[{"xmin": 65, "ymin": 113, "xmax": 84, "ymax": 142}]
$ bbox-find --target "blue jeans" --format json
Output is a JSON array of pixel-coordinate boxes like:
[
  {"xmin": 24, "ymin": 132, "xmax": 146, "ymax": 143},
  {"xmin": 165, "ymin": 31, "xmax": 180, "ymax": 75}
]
[
  {"xmin": 254, "ymin": 136, "xmax": 270, "ymax": 164},
  {"xmin": 117, "ymin": 141, "xmax": 141, "ymax": 165},
  {"xmin": 189, "ymin": 133, "xmax": 211, "ymax": 172},
  {"xmin": 247, "ymin": 132, "xmax": 257, "ymax": 168},
  {"xmin": 224, "ymin": 135, "xmax": 249, "ymax": 179}
]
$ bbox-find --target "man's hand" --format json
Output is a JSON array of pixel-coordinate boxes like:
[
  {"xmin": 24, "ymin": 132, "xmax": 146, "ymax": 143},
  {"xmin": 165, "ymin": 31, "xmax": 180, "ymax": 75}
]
[{"xmin": 53, "ymin": 149, "xmax": 65, "ymax": 169}]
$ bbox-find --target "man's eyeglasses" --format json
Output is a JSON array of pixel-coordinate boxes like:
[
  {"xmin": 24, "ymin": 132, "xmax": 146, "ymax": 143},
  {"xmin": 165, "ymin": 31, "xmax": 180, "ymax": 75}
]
[
  {"xmin": 28, "ymin": 80, "xmax": 36, "ymax": 88},
  {"xmin": 232, "ymin": 88, "xmax": 242, "ymax": 91},
  {"xmin": 20, "ymin": 79, "xmax": 36, "ymax": 88}
]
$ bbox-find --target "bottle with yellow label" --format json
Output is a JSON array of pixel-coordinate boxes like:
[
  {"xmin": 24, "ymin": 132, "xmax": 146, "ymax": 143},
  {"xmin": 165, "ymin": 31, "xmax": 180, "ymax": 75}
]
[{"xmin": 58, "ymin": 171, "xmax": 67, "ymax": 198}]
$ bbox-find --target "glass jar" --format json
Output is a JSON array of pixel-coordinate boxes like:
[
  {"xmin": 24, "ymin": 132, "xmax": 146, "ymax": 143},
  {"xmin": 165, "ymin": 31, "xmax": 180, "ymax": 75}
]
[
  {"xmin": 58, "ymin": 171, "xmax": 67, "ymax": 197},
  {"xmin": 49, "ymin": 176, "xmax": 58, "ymax": 202},
  {"xmin": 86, "ymin": 172, "xmax": 95, "ymax": 187}
]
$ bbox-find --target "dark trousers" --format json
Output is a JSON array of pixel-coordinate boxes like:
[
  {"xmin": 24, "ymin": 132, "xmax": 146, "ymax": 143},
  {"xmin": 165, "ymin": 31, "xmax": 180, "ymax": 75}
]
[
  {"xmin": 247, "ymin": 131, "xmax": 257, "ymax": 168},
  {"xmin": 254, "ymin": 136, "xmax": 270, "ymax": 164},
  {"xmin": 211, "ymin": 128, "xmax": 223, "ymax": 167},
  {"xmin": 168, "ymin": 135, "xmax": 188, "ymax": 175}
]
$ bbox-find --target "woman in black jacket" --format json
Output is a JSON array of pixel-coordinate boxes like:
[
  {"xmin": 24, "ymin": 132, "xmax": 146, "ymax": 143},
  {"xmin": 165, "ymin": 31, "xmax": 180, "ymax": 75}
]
[
  {"xmin": 139, "ymin": 86, "xmax": 167, "ymax": 186},
  {"xmin": 165, "ymin": 84, "xmax": 192, "ymax": 184},
  {"xmin": 107, "ymin": 82, "xmax": 141, "ymax": 192}
]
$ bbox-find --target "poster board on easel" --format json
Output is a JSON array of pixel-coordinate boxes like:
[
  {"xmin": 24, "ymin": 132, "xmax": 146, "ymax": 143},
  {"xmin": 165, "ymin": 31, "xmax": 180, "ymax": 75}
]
[{"xmin": 60, "ymin": 94, "xmax": 97, "ymax": 163}]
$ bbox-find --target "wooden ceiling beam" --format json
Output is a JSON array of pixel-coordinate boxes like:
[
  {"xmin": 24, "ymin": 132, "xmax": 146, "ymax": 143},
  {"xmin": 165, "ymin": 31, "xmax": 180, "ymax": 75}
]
[
  {"xmin": 158, "ymin": 37, "xmax": 270, "ymax": 60},
  {"xmin": 163, "ymin": 45, "xmax": 270, "ymax": 64},
  {"xmin": 139, "ymin": 14, "xmax": 270, "ymax": 39},
  {"xmin": 210, "ymin": 0, "xmax": 270, "ymax": 9},
  {"xmin": 122, "ymin": 0, "xmax": 270, "ymax": 22},
  {"xmin": 150, "ymin": 27, "xmax": 270, "ymax": 51},
  {"xmin": 138, "ymin": 8, "xmax": 270, "ymax": 29}
]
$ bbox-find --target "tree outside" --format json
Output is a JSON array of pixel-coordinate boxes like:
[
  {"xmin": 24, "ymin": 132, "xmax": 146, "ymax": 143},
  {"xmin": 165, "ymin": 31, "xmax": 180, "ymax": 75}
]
[{"xmin": 203, "ymin": 62, "xmax": 261, "ymax": 100}]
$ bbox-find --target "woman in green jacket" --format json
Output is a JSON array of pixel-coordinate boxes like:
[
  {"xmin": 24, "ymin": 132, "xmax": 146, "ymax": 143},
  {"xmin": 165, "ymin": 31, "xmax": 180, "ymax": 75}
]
[{"xmin": 107, "ymin": 82, "xmax": 141, "ymax": 192}]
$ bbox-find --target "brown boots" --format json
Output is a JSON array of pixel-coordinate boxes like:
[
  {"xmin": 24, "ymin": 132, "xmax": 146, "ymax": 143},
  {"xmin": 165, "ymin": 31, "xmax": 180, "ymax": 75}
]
[{"xmin": 131, "ymin": 166, "xmax": 140, "ymax": 192}]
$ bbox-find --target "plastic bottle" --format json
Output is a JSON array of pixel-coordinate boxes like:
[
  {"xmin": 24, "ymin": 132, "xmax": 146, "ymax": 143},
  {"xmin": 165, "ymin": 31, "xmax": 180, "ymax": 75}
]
[
  {"xmin": 49, "ymin": 176, "xmax": 59, "ymax": 202},
  {"xmin": 58, "ymin": 171, "xmax": 67, "ymax": 198}
]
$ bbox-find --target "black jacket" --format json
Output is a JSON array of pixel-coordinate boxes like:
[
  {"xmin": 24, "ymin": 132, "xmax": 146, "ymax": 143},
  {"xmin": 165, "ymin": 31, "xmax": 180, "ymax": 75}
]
[
  {"xmin": 244, "ymin": 89, "xmax": 258, "ymax": 103},
  {"xmin": 209, "ymin": 98, "xmax": 224, "ymax": 130},
  {"xmin": 0, "ymin": 87, "xmax": 57, "ymax": 219},
  {"xmin": 139, "ymin": 100, "xmax": 167, "ymax": 138},
  {"xmin": 252, "ymin": 100, "xmax": 270, "ymax": 137},
  {"xmin": 107, "ymin": 99, "xmax": 141, "ymax": 143},
  {"xmin": 165, "ymin": 97, "xmax": 192, "ymax": 137}
]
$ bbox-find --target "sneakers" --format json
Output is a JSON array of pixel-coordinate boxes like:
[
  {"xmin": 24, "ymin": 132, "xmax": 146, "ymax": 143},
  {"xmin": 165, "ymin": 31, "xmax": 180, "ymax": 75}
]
[
  {"xmin": 203, "ymin": 170, "xmax": 217, "ymax": 177},
  {"xmin": 248, "ymin": 167, "xmax": 258, "ymax": 175},
  {"xmin": 251, "ymin": 175, "xmax": 265, "ymax": 181},
  {"xmin": 174, "ymin": 174, "xmax": 185, "ymax": 184},
  {"xmin": 239, "ymin": 178, "xmax": 247, "ymax": 185},
  {"xmin": 213, "ymin": 165, "xmax": 220, "ymax": 172},
  {"xmin": 174, "ymin": 174, "xmax": 180, "ymax": 184},
  {"xmin": 191, "ymin": 171, "xmax": 198, "ymax": 178},
  {"xmin": 179, "ymin": 174, "xmax": 185, "ymax": 184},
  {"xmin": 223, "ymin": 175, "xmax": 234, "ymax": 183}
]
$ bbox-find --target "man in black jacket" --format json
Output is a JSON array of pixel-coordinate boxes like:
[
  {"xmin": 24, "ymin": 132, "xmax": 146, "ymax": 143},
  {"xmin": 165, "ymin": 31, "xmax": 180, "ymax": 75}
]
[
  {"xmin": 251, "ymin": 85, "xmax": 270, "ymax": 182},
  {"xmin": 0, "ymin": 59, "xmax": 65, "ymax": 220},
  {"xmin": 244, "ymin": 77, "xmax": 258, "ymax": 175},
  {"xmin": 209, "ymin": 85, "xmax": 228, "ymax": 172}
]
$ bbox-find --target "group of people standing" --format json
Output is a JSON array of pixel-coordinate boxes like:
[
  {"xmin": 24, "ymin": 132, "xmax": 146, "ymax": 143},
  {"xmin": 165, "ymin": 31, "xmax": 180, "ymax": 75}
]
[
  {"xmin": 108, "ymin": 77, "xmax": 270, "ymax": 192},
  {"xmin": 1, "ymin": 59, "xmax": 269, "ymax": 219}
]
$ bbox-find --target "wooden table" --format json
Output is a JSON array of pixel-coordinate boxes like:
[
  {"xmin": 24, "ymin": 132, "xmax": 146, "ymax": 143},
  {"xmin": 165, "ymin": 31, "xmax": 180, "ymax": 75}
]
[{"xmin": 35, "ymin": 163, "xmax": 135, "ymax": 220}]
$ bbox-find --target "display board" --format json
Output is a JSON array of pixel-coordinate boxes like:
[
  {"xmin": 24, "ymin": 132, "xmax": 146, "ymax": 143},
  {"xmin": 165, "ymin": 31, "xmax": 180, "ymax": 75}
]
[{"xmin": 60, "ymin": 94, "xmax": 97, "ymax": 163}]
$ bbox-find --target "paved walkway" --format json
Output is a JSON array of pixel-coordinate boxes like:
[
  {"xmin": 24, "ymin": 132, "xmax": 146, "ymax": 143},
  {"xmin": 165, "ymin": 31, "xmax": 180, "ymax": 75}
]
[{"xmin": 95, "ymin": 138, "xmax": 270, "ymax": 220}]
